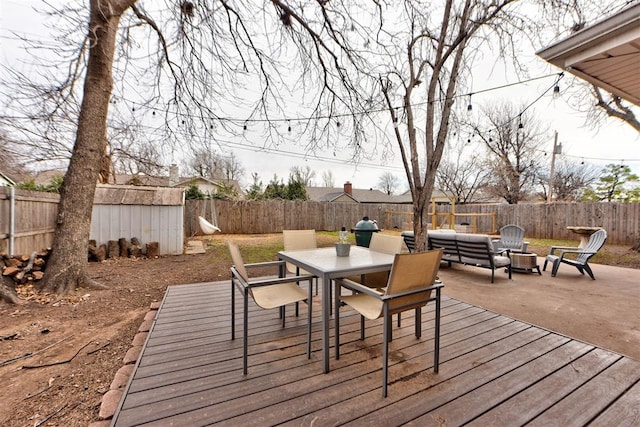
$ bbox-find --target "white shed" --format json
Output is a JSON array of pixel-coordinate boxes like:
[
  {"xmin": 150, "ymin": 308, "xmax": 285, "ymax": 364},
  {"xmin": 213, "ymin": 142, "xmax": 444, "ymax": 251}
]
[{"xmin": 90, "ymin": 184, "xmax": 185, "ymax": 255}]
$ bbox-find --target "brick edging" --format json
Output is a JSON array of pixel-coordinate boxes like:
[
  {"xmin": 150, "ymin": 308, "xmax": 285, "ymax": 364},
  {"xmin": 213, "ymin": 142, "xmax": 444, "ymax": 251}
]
[{"xmin": 90, "ymin": 301, "xmax": 160, "ymax": 425}]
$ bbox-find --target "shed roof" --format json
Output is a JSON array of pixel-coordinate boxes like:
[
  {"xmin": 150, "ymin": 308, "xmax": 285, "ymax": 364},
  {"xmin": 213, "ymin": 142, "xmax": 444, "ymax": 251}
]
[{"xmin": 94, "ymin": 184, "xmax": 185, "ymax": 206}]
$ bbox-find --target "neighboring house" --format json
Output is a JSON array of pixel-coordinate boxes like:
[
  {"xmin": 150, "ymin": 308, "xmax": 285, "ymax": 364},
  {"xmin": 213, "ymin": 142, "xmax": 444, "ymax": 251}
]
[
  {"xmin": 0, "ymin": 170, "xmax": 16, "ymax": 187},
  {"xmin": 32, "ymin": 165, "xmax": 244, "ymax": 198},
  {"xmin": 172, "ymin": 176, "xmax": 243, "ymax": 198},
  {"xmin": 307, "ymin": 182, "xmax": 400, "ymax": 204}
]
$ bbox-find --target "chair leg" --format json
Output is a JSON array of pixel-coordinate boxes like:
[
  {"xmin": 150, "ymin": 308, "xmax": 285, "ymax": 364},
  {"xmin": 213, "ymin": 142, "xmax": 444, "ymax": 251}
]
[
  {"xmin": 231, "ymin": 279, "xmax": 236, "ymax": 340},
  {"xmin": 382, "ymin": 304, "xmax": 389, "ymax": 398},
  {"xmin": 397, "ymin": 313, "xmax": 402, "ymax": 328},
  {"xmin": 282, "ymin": 305, "xmax": 286, "ymax": 328},
  {"xmin": 307, "ymin": 278, "xmax": 312, "ymax": 359},
  {"xmin": 415, "ymin": 307, "xmax": 421, "ymax": 338},
  {"xmin": 543, "ymin": 259, "xmax": 549, "ymax": 271},
  {"xmin": 434, "ymin": 287, "xmax": 441, "ymax": 373},
  {"xmin": 583, "ymin": 263, "xmax": 595, "ymax": 280},
  {"xmin": 335, "ymin": 281, "xmax": 341, "ymax": 360},
  {"xmin": 551, "ymin": 258, "xmax": 561, "ymax": 277},
  {"xmin": 360, "ymin": 315, "xmax": 365, "ymax": 341},
  {"xmin": 243, "ymin": 290, "xmax": 249, "ymax": 375}
]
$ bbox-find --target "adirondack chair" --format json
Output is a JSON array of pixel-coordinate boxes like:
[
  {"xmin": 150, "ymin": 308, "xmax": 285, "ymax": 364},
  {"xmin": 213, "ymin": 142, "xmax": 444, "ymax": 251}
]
[
  {"xmin": 543, "ymin": 229, "xmax": 607, "ymax": 280},
  {"xmin": 492, "ymin": 224, "xmax": 529, "ymax": 254}
]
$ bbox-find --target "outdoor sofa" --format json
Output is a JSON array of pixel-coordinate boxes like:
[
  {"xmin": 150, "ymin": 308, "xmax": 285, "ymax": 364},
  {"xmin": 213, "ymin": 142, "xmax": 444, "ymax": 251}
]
[{"xmin": 401, "ymin": 230, "xmax": 512, "ymax": 283}]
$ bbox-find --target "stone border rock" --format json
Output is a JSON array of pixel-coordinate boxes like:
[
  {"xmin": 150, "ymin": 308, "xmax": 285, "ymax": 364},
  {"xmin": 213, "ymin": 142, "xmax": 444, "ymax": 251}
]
[{"xmin": 88, "ymin": 301, "xmax": 160, "ymax": 426}]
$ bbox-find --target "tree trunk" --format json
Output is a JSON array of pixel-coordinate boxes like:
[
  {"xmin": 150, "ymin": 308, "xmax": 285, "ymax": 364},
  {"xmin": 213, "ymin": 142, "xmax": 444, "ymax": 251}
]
[{"xmin": 38, "ymin": 0, "xmax": 134, "ymax": 295}]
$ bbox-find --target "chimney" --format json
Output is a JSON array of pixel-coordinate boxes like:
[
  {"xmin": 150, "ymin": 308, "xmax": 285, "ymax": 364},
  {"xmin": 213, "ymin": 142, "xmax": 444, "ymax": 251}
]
[
  {"xmin": 343, "ymin": 181, "xmax": 352, "ymax": 195},
  {"xmin": 169, "ymin": 164, "xmax": 179, "ymax": 186}
]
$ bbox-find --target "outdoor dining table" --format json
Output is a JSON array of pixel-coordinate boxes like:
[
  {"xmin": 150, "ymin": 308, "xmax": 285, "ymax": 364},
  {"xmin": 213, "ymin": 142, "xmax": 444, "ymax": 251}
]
[{"xmin": 278, "ymin": 245, "xmax": 395, "ymax": 373}]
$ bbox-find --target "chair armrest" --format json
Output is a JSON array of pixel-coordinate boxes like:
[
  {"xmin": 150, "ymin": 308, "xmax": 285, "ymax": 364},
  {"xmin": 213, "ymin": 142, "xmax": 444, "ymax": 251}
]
[
  {"xmin": 244, "ymin": 260, "xmax": 286, "ymax": 270},
  {"xmin": 381, "ymin": 282, "xmax": 444, "ymax": 301},
  {"xmin": 337, "ymin": 278, "xmax": 444, "ymax": 300},
  {"xmin": 548, "ymin": 245, "xmax": 580, "ymax": 256},
  {"xmin": 246, "ymin": 273, "xmax": 315, "ymax": 288},
  {"xmin": 336, "ymin": 278, "xmax": 386, "ymax": 298},
  {"xmin": 557, "ymin": 249, "xmax": 597, "ymax": 260}
]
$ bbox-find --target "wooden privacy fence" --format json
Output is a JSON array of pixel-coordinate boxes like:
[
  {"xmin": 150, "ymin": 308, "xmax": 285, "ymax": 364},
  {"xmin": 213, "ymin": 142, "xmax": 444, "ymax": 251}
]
[
  {"xmin": 187, "ymin": 199, "xmax": 639, "ymax": 246},
  {"xmin": 185, "ymin": 199, "xmax": 413, "ymax": 236},
  {"xmin": 0, "ymin": 187, "xmax": 59, "ymax": 256},
  {"xmin": 2, "ymin": 188, "xmax": 639, "ymax": 257}
]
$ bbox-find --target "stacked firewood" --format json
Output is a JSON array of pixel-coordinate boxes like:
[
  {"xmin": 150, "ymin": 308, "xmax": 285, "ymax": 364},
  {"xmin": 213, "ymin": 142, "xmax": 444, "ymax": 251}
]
[
  {"xmin": 1, "ymin": 249, "xmax": 50, "ymax": 285},
  {"xmin": 88, "ymin": 237, "xmax": 159, "ymax": 262}
]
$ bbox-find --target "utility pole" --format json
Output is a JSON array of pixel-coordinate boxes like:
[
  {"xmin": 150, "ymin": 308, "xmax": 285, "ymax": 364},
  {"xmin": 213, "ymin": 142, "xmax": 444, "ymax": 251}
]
[{"xmin": 547, "ymin": 131, "xmax": 561, "ymax": 203}]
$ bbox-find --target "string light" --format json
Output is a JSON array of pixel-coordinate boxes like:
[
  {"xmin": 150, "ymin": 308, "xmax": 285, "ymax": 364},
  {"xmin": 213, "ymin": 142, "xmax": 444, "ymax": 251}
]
[{"xmin": 113, "ymin": 72, "xmax": 564, "ymax": 131}]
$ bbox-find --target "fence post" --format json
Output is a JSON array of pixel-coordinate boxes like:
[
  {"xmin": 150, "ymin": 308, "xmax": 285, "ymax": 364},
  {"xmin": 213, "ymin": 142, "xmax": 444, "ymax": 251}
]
[{"xmin": 9, "ymin": 186, "xmax": 15, "ymax": 256}]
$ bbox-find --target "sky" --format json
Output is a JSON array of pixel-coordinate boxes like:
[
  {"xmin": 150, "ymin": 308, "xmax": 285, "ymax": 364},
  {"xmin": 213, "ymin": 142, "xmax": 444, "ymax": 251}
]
[{"xmin": 1, "ymin": 0, "xmax": 639, "ymax": 192}]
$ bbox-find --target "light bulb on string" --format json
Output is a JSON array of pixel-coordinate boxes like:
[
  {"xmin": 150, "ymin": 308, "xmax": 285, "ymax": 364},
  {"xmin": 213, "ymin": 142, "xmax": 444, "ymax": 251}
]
[
  {"xmin": 467, "ymin": 94, "xmax": 473, "ymax": 113},
  {"xmin": 518, "ymin": 114, "xmax": 523, "ymax": 129},
  {"xmin": 287, "ymin": 120, "xmax": 291, "ymax": 132}
]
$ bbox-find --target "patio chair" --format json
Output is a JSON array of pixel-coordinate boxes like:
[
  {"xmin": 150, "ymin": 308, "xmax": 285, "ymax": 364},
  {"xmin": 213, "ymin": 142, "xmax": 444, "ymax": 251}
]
[
  {"xmin": 283, "ymin": 229, "xmax": 319, "ymax": 295},
  {"xmin": 228, "ymin": 241, "xmax": 313, "ymax": 374},
  {"xmin": 543, "ymin": 229, "xmax": 607, "ymax": 280},
  {"xmin": 335, "ymin": 249, "xmax": 444, "ymax": 397},
  {"xmin": 348, "ymin": 233, "xmax": 405, "ymax": 288},
  {"xmin": 345, "ymin": 233, "xmax": 406, "ymax": 326},
  {"xmin": 492, "ymin": 224, "xmax": 529, "ymax": 254}
]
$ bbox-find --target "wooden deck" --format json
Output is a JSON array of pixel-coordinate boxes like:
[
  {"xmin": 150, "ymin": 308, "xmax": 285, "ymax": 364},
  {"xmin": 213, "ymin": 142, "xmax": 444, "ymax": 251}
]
[{"xmin": 112, "ymin": 281, "xmax": 640, "ymax": 426}]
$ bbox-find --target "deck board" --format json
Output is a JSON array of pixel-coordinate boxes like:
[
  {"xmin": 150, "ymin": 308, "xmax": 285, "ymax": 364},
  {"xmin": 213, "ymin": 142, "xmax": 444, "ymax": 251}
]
[{"xmin": 112, "ymin": 281, "xmax": 640, "ymax": 427}]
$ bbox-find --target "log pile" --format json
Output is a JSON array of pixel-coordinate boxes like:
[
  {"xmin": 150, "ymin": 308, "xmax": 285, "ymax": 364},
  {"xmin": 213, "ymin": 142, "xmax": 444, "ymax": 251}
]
[
  {"xmin": 88, "ymin": 238, "xmax": 159, "ymax": 262},
  {"xmin": 1, "ymin": 249, "xmax": 50, "ymax": 286}
]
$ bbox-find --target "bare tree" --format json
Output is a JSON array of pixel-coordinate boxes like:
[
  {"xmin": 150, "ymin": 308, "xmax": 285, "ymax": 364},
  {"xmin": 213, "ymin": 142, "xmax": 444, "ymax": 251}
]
[
  {"xmin": 536, "ymin": 158, "xmax": 600, "ymax": 201},
  {"xmin": 188, "ymin": 149, "xmax": 244, "ymax": 181},
  {"xmin": 436, "ymin": 155, "xmax": 489, "ymax": 204},
  {"xmin": 321, "ymin": 170, "xmax": 335, "ymax": 187},
  {"xmin": 290, "ymin": 165, "xmax": 315, "ymax": 186},
  {"xmin": 221, "ymin": 152, "xmax": 245, "ymax": 181},
  {"xmin": 0, "ymin": 131, "xmax": 28, "ymax": 183},
  {"xmin": 571, "ymin": 84, "xmax": 640, "ymax": 133},
  {"xmin": 471, "ymin": 102, "xmax": 546, "ymax": 204},
  {"xmin": 377, "ymin": 172, "xmax": 400, "ymax": 195}
]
